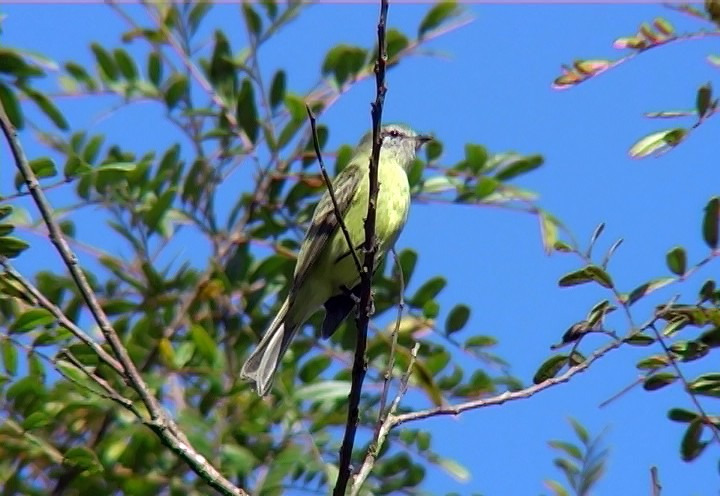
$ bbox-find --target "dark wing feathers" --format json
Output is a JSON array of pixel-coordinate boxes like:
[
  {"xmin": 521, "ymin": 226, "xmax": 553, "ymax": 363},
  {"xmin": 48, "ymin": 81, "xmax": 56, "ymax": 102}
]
[{"xmin": 292, "ymin": 163, "xmax": 363, "ymax": 290}]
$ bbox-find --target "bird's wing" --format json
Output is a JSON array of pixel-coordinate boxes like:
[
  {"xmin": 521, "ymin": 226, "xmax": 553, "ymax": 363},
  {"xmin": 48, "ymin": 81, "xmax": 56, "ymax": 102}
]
[{"xmin": 292, "ymin": 162, "xmax": 364, "ymax": 290}]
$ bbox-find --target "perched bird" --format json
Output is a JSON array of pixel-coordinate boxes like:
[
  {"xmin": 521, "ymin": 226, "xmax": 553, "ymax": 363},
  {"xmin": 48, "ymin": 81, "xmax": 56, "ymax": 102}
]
[{"xmin": 240, "ymin": 124, "xmax": 432, "ymax": 396}]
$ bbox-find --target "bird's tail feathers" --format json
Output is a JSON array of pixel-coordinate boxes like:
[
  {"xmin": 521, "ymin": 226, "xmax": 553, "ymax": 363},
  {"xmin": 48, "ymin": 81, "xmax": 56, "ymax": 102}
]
[{"xmin": 240, "ymin": 298, "xmax": 298, "ymax": 396}]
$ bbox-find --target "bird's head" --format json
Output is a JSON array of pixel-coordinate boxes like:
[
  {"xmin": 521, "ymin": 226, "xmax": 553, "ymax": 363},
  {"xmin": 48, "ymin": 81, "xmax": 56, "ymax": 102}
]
[{"xmin": 357, "ymin": 124, "xmax": 433, "ymax": 170}]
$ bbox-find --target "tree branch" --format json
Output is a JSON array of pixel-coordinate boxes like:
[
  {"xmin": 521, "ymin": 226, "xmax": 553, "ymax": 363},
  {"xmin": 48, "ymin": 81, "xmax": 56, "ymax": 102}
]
[
  {"xmin": 0, "ymin": 100, "xmax": 246, "ymax": 496},
  {"xmin": 334, "ymin": 1, "xmax": 389, "ymax": 494},
  {"xmin": 0, "ymin": 257, "xmax": 125, "ymax": 376},
  {"xmin": 306, "ymin": 105, "xmax": 363, "ymax": 276},
  {"xmin": 351, "ymin": 343, "xmax": 418, "ymax": 496}
]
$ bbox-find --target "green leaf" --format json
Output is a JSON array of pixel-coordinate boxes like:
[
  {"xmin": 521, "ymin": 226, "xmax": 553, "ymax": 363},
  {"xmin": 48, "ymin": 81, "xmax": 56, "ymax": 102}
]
[
  {"xmin": 385, "ymin": 28, "xmax": 410, "ymax": 61},
  {"xmin": 419, "ymin": 0, "xmax": 461, "ymax": 38},
  {"xmin": 625, "ymin": 277, "xmax": 674, "ymax": 306},
  {"xmin": 208, "ymin": 31, "xmax": 237, "ymax": 98},
  {"xmin": 410, "ymin": 276, "xmax": 447, "ymax": 307},
  {"xmin": 189, "ymin": 324, "xmax": 217, "ymax": 364},
  {"xmin": 65, "ymin": 62, "xmax": 97, "ymax": 90},
  {"xmin": 667, "ymin": 408, "xmax": 699, "ymax": 423},
  {"xmin": 396, "ymin": 249, "xmax": 417, "ymax": 287},
  {"xmin": 545, "ymin": 480, "xmax": 570, "ymax": 496},
  {"xmin": 625, "ymin": 334, "xmax": 655, "ymax": 346},
  {"xmin": 548, "ymin": 440, "xmax": 582, "ymax": 460},
  {"xmin": 22, "ymin": 411, "xmax": 51, "ymax": 430},
  {"xmin": 99, "ymin": 162, "xmax": 137, "ymax": 172},
  {"xmin": 188, "ymin": 2, "xmax": 212, "ymax": 34},
  {"xmin": 680, "ymin": 419, "xmax": 706, "ymax": 462},
  {"xmin": 64, "ymin": 155, "xmax": 92, "ymax": 178},
  {"xmin": 294, "ymin": 380, "xmax": 350, "ymax": 402},
  {"xmin": 696, "ymin": 82, "xmax": 712, "ymax": 119},
  {"xmin": 29, "ymin": 157, "xmax": 58, "ymax": 179},
  {"xmin": 164, "ymin": 74, "xmax": 188, "ymax": 109},
  {"xmin": 474, "ymin": 177, "xmax": 499, "ymax": 199},
  {"xmin": 445, "ymin": 304, "xmax": 470, "ymax": 335},
  {"xmin": 628, "ymin": 128, "xmax": 687, "ymax": 158},
  {"xmin": 299, "ymin": 355, "xmax": 331, "ymax": 383},
  {"xmin": 636, "ymin": 355, "xmax": 670, "ymax": 370},
  {"xmin": 114, "ymin": 48, "xmax": 137, "ymax": 81},
  {"xmin": 643, "ymin": 372, "xmax": 677, "ymax": 391},
  {"xmin": 702, "ymin": 197, "xmax": 719, "ymax": 249},
  {"xmin": 0, "ymin": 82, "xmax": 24, "ymax": 128},
  {"xmin": 464, "ymin": 144, "xmax": 487, "ymax": 172},
  {"xmin": 236, "ymin": 79, "xmax": 259, "ymax": 142},
  {"xmin": 423, "ymin": 300, "xmax": 440, "ymax": 319},
  {"xmin": 147, "ymin": 51, "xmax": 163, "ymax": 86},
  {"xmin": 540, "ymin": 211, "xmax": 559, "ymax": 255},
  {"xmin": 242, "ymin": 3, "xmax": 263, "ymax": 37},
  {"xmin": 0, "ymin": 49, "xmax": 43, "ymax": 77},
  {"xmin": 0, "ymin": 236, "xmax": 30, "ymax": 259},
  {"xmin": 422, "ymin": 176, "xmax": 455, "ymax": 194},
  {"xmin": 425, "ymin": 140, "xmax": 443, "ymax": 162},
  {"xmin": 91, "ymin": 42, "xmax": 118, "ymax": 81},
  {"xmin": 23, "ymin": 87, "xmax": 68, "ymax": 130},
  {"xmin": 145, "ymin": 188, "xmax": 176, "ymax": 235},
  {"xmin": 0, "ymin": 205, "xmax": 13, "ymax": 221},
  {"xmin": 533, "ymin": 354, "xmax": 568, "ymax": 384},
  {"xmin": 220, "ymin": 444, "xmax": 255, "ymax": 476},
  {"xmin": 63, "ymin": 446, "xmax": 104, "ymax": 474},
  {"xmin": 558, "ymin": 265, "xmax": 613, "ymax": 289},
  {"xmin": 1, "ymin": 339, "xmax": 18, "ymax": 375},
  {"xmin": 494, "ymin": 154, "xmax": 543, "ymax": 181},
  {"xmin": 10, "ymin": 308, "xmax": 55, "ymax": 334},
  {"xmin": 436, "ymin": 456, "xmax": 470, "ymax": 482},
  {"xmin": 568, "ymin": 417, "xmax": 590, "ymax": 445},
  {"xmin": 666, "ymin": 246, "xmax": 687, "ymax": 275},
  {"xmin": 464, "ymin": 335, "xmax": 496, "ymax": 350},
  {"xmin": 269, "ymin": 70, "xmax": 286, "ymax": 111},
  {"xmin": 321, "ymin": 45, "xmax": 367, "ymax": 87}
]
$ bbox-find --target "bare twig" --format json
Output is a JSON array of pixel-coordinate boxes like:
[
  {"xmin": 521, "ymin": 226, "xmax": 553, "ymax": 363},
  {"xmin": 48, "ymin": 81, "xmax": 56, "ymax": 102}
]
[
  {"xmin": 650, "ymin": 466, "xmax": 661, "ymax": 496},
  {"xmin": 390, "ymin": 337, "xmax": 621, "ymax": 427},
  {"xmin": 376, "ymin": 247, "xmax": 405, "ymax": 419},
  {"xmin": 306, "ymin": 105, "xmax": 363, "ymax": 276},
  {"xmin": 0, "ymin": 101, "xmax": 246, "ymax": 496},
  {"xmin": 351, "ymin": 343, "xmax": 419, "ymax": 496},
  {"xmin": 0, "ymin": 257, "xmax": 124, "ymax": 376},
  {"xmin": 334, "ymin": 1, "xmax": 389, "ymax": 494}
]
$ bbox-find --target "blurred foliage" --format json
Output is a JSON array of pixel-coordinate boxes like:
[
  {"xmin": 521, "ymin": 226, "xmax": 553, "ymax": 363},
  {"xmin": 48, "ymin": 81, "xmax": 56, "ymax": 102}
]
[{"xmin": 544, "ymin": 418, "xmax": 609, "ymax": 496}]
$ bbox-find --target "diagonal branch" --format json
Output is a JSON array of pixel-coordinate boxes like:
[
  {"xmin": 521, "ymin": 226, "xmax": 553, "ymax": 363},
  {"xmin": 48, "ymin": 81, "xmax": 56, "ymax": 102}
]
[
  {"xmin": 305, "ymin": 105, "xmax": 363, "ymax": 276},
  {"xmin": 334, "ymin": 0, "xmax": 389, "ymax": 494},
  {"xmin": 0, "ymin": 257, "xmax": 124, "ymax": 376},
  {"xmin": 0, "ymin": 101, "xmax": 246, "ymax": 496}
]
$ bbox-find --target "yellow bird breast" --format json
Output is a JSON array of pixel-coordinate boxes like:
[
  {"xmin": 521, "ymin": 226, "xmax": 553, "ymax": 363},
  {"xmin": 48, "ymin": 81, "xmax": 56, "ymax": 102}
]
[{"xmin": 327, "ymin": 163, "xmax": 410, "ymax": 297}]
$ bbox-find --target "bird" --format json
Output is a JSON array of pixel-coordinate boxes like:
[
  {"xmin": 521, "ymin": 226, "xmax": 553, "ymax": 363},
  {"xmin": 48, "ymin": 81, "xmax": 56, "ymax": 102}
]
[{"xmin": 240, "ymin": 123, "xmax": 432, "ymax": 396}]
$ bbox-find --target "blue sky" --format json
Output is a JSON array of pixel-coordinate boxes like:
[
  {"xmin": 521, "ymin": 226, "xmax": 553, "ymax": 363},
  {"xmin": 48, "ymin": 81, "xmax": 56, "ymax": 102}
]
[{"xmin": 2, "ymin": 2, "xmax": 719, "ymax": 495}]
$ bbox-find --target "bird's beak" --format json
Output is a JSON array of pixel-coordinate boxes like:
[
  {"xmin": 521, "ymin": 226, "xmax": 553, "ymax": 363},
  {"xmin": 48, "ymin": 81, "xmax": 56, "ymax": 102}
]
[{"xmin": 415, "ymin": 134, "xmax": 434, "ymax": 149}]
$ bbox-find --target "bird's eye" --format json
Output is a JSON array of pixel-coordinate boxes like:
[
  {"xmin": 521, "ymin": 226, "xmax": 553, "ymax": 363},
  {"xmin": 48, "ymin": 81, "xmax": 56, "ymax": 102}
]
[{"xmin": 388, "ymin": 129, "xmax": 400, "ymax": 138}]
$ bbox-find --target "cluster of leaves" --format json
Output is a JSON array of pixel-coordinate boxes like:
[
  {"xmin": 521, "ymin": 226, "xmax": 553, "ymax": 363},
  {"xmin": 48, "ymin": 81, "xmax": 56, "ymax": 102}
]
[
  {"xmin": 0, "ymin": 1, "xmax": 550, "ymax": 494},
  {"xmin": 533, "ymin": 196, "xmax": 720, "ymax": 466},
  {"xmin": 545, "ymin": 418, "xmax": 609, "ymax": 496},
  {"xmin": 553, "ymin": 5, "xmax": 720, "ymax": 159}
]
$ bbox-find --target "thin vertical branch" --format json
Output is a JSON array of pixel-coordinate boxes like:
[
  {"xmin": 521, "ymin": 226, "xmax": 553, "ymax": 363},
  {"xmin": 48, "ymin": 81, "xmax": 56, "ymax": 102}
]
[
  {"xmin": 334, "ymin": 0, "xmax": 389, "ymax": 494},
  {"xmin": 376, "ymin": 247, "xmax": 405, "ymax": 418},
  {"xmin": 650, "ymin": 466, "xmax": 661, "ymax": 496}
]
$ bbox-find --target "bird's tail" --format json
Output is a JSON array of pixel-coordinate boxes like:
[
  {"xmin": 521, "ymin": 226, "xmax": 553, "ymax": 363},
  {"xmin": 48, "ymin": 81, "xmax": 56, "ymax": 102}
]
[{"xmin": 240, "ymin": 298, "xmax": 298, "ymax": 396}]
